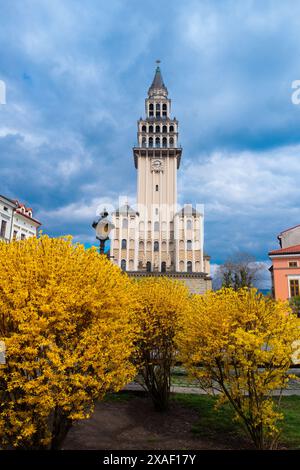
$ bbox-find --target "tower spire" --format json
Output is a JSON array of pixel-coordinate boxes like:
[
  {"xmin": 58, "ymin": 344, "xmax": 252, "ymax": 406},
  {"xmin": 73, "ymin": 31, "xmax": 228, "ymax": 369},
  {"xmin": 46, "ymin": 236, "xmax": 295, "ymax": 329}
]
[{"xmin": 148, "ymin": 60, "xmax": 168, "ymax": 97}]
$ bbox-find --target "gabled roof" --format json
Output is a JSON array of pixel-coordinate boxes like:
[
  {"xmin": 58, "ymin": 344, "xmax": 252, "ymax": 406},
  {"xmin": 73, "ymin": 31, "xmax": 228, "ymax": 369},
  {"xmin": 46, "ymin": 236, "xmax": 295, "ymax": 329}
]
[
  {"xmin": 176, "ymin": 206, "xmax": 202, "ymax": 217},
  {"xmin": 113, "ymin": 204, "xmax": 139, "ymax": 216},
  {"xmin": 269, "ymin": 244, "xmax": 300, "ymax": 256},
  {"xmin": 278, "ymin": 224, "xmax": 300, "ymax": 235}
]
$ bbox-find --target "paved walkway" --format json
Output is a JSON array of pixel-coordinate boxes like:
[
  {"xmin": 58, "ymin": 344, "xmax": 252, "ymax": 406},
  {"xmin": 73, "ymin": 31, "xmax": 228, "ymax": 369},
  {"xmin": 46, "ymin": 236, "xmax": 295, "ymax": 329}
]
[{"xmin": 125, "ymin": 371, "xmax": 300, "ymax": 396}]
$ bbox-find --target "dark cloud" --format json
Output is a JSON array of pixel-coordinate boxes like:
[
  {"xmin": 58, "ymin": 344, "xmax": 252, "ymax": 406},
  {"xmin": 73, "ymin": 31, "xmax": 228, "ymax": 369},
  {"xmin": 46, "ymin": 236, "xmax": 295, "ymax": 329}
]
[{"xmin": 1, "ymin": 0, "xmax": 300, "ymax": 288}]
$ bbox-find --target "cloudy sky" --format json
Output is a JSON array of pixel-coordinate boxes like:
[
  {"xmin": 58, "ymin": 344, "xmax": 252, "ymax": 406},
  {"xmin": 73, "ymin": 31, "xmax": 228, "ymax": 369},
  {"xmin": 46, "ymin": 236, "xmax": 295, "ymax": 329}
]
[{"xmin": 1, "ymin": 0, "xmax": 300, "ymax": 287}]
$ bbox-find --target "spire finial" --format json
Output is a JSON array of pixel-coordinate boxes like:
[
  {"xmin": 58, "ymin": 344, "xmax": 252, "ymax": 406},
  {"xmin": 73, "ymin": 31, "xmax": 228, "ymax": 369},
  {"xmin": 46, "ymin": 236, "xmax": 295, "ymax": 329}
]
[{"xmin": 156, "ymin": 59, "xmax": 161, "ymax": 64}]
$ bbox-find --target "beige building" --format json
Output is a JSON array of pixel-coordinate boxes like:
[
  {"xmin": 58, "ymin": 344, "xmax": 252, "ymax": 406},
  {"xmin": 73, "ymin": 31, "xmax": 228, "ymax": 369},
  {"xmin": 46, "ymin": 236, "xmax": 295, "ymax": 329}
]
[{"xmin": 111, "ymin": 65, "xmax": 211, "ymax": 293}]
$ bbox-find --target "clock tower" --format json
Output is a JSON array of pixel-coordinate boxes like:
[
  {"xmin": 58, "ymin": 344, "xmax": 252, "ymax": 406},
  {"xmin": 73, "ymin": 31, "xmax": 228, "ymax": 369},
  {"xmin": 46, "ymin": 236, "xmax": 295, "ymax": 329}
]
[{"xmin": 110, "ymin": 63, "xmax": 211, "ymax": 293}]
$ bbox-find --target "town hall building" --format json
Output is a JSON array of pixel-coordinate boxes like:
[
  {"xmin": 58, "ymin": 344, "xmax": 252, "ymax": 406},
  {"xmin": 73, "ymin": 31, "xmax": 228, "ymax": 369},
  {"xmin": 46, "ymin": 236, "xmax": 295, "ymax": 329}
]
[{"xmin": 110, "ymin": 64, "xmax": 211, "ymax": 294}]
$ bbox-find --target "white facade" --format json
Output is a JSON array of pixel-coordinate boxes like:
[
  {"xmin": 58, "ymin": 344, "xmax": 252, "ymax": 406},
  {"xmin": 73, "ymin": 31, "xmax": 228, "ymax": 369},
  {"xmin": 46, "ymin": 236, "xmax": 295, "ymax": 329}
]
[
  {"xmin": 0, "ymin": 195, "xmax": 41, "ymax": 242},
  {"xmin": 0, "ymin": 195, "xmax": 16, "ymax": 242}
]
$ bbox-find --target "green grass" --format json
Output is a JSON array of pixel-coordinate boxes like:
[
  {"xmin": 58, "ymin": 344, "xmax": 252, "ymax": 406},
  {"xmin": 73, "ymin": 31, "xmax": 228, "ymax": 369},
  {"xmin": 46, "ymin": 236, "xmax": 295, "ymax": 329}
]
[{"xmin": 173, "ymin": 393, "xmax": 300, "ymax": 449}]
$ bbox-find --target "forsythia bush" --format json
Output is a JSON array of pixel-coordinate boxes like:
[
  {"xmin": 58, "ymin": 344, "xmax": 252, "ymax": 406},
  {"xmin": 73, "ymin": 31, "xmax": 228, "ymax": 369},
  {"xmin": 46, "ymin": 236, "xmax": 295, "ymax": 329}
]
[
  {"xmin": 178, "ymin": 288, "xmax": 300, "ymax": 449},
  {"xmin": 134, "ymin": 277, "xmax": 190, "ymax": 411},
  {"xmin": 0, "ymin": 236, "xmax": 137, "ymax": 449}
]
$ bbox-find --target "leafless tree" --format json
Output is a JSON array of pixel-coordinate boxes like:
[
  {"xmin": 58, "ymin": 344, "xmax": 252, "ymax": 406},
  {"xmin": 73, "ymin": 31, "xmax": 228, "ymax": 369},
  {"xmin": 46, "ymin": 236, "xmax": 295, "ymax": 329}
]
[{"xmin": 213, "ymin": 252, "xmax": 265, "ymax": 290}]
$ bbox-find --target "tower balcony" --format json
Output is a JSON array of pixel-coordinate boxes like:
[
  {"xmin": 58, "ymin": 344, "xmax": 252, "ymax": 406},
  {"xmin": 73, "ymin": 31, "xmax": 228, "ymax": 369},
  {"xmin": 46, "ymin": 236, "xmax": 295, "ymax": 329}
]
[{"xmin": 133, "ymin": 146, "xmax": 182, "ymax": 169}]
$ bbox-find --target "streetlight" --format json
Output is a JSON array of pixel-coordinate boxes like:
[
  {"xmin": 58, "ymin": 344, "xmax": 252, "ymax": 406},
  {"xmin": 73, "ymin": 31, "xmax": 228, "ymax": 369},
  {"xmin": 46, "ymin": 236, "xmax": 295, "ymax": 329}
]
[{"xmin": 92, "ymin": 208, "xmax": 114, "ymax": 256}]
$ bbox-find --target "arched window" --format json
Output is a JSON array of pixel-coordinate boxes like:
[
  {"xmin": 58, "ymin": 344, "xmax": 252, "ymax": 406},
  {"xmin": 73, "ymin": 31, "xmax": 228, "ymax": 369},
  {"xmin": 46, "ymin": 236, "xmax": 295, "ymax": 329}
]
[
  {"xmin": 121, "ymin": 259, "xmax": 126, "ymax": 271},
  {"xmin": 187, "ymin": 240, "xmax": 192, "ymax": 251},
  {"xmin": 169, "ymin": 137, "xmax": 174, "ymax": 147},
  {"xmin": 130, "ymin": 239, "xmax": 134, "ymax": 249},
  {"xmin": 161, "ymin": 261, "xmax": 166, "ymax": 273},
  {"xmin": 121, "ymin": 239, "xmax": 127, "ymax": 249},
  {"xmin": 149, "ymin": 125, "xmax": 153, "ymax": 133},
  {"xmin": 142, "ymin": 137, "xmax": 146, "ymax": 147},
  {"xmin": 162, "ymin": 137, "xmax": 167, "ymax": 148},
  {"xmin": 179, "ymin": 260, "xmax": 184, "ymax": 272},
  {"xmin": 149, "ymin": 137, "xmax": 153, "ymax": 148},
  {"xmin": 154, "ymin": 221, "xmax": 159, "ymax": 231},
  {"xmin": 139, "ymin": 240, "xmax": 144, "ymax": 249},
  {"xmin": 155, "ymin": 137, "xmax": 160, "ymax": 148},
  {"xmin": 122, "ymin": 218, "xmax": 128, "ymax": 229},
  {"xmin": 155, "ymin": 125, "xmax": 160, "ymax": 133},
  {"xmin": 142, "ymin": 125, "xmax": 146, "ymax": 132},
  {"xmin": 162, "ymin": 125, "xmax": 167, "ymax": 133},
  {"xmin": 129, "ymin": 260, "xmax": 134, "ymax": 270},
  {"xmin": 154, "ymin": 241, "xmax": 159, "ymax": 252},
  {"xmin": 162, "ymin": 103, "xmax": 167, "ymax": 110},
  {"xmin": 149, "ymin": 103, "xmax": 154, "ymax": 110},
  {"xmin": 169, "ymin": 125, "xmax": 174, "ymax": 132},
  {"xmin": 162, "ymin": 241, "xmax": 167, "ymax": 251},
  {"xmin": 146, "ymin": 261, "xmax": 151, "ymax": 272},
  {"xmin": 156, "ymin": 103, "xmax": 160, "ymax": 118},
  {"xmin": 187, "ymin": 219, "xmax": 192, "ymax": 230},
  {"xmin": 187, "ymin": 261, "xmax": 192, "ymax": 273}
]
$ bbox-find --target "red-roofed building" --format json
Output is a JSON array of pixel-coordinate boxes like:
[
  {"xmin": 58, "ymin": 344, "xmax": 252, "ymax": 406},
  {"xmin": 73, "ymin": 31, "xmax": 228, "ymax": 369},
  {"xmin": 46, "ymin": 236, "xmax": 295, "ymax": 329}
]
[{"xmin": 269, "ymin": 226, "xmax": 300, "ymax": 300}]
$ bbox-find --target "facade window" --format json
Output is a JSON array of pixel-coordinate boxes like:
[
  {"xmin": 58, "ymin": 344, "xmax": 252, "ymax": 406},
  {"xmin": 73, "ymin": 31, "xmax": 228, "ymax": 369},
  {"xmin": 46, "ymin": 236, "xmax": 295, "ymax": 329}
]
[
  {"xmin": 149, "ymin": 103, "xmax": 154, "ymax": 117},
  {"xmin": 161, "ymin": 261, "xmax": 166, "ymax": 273},
  {"xmin": 3, "ymin": 206, "xmax": 8, "ymax": 212},
  {"xmin": 142, "ymin": 125, "xmax": 146, "ymax": 132},
  {"xmin": 289, "ymin": 261, "xmax": 298, "ymax": 267},
  {"xmin": 187, "ymin": 261, "xmax": 193, "ymax": 273},
  {"xmin": 290, "ymin": 279, "xmax": 300, "ymax": 297},
  {"xmin": 21, "ymin": 234, "xmax": 26, "ymax": 240},
  {"xmin": 149, "ymin": 137, "xmax": 153, "ymax": 147},
  {"xmin": 162, "ymin": 103, "xmax": 167, "ymax": 111},
  {"xmin": 146, "ymin": 261, "xmax": 151, "ymax": 272},
  {"xmin": 155, "ymin": 184, "xmax": 159, "ymax": 191},
  {"xmin": 154, "ymin": 241, "xmax": 159, "ymax": 252},
  {"xmin": 122, "ymin": 218, "xmax": 128, "ymax": 229},
  {"xmin": 169, "ymin": 125, "xmax": 174, "ymax": 132},
  {"xmin": 13, "ymin": 230, "xmax": 17, "ymax": 240},
  {"xmin": 156, "ymin": 103, "xmax": 160, "ymax": 111},
  {"xmin": 121, "ymin": 259, "xmax": 126, "ymax": 271},
  {"xmin": 170, "ymin": 137, "xmax": 174, "ymax": 147},
  {"xmin": 121, "ymin": 239, "xmax": 127, "ymax": 249},
  {"xmin": 155, "ymin": 125, "xmax": 160, "ymax": 133},
  {"xmin": 162, "ymin": 125, "xmax": 167, "ymax": 133},
  {"xmin": 187, "ymin": 240, "xmax": 192, "ymax": 250},
  {"xmin": 154, "ymin": 221, "xmax": 159, "ymax": 231},
  {"xmin": 187, "ymin": 219, "xmax": 192, "ymax": 230},
  {"xmin": 0, "ymin": 220, "xmax": 7, "ymax": 238},
  {"xmin": 155, "ymin": 137, "xmax": 160, "ymax": 148},
  {"xmin": 142, "ymin": 137, "xmax": 146, "ymax": 147},
  {"xmin": 162, "ymin": 137, "xmax": 167, "ymax": 148},
  {"xmin": 149, "ymin": 125, "xmax": 153, "ymax": 133}
]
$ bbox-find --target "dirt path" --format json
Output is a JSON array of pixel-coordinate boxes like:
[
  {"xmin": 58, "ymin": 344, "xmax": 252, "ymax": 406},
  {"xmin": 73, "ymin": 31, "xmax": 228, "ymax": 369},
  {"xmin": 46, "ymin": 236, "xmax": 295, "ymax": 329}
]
[{"xmin": 63, "ymin": 395, "xmax": 249, "ymax": 450}]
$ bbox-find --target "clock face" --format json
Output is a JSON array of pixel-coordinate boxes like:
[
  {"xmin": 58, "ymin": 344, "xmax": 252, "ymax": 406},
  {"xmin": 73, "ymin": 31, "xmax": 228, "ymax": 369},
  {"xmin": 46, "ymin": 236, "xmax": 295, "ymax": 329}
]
[{"xmin": 151, "ymin": 158, "xmax": 163, "ymax": 171}]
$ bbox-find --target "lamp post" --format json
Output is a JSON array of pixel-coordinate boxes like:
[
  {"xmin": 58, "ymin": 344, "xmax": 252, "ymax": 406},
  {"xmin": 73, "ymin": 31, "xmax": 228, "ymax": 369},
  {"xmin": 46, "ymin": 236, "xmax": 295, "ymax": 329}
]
[{"xmin": 92, "ymin": 208, "xmax": 114, "ymax": 257}]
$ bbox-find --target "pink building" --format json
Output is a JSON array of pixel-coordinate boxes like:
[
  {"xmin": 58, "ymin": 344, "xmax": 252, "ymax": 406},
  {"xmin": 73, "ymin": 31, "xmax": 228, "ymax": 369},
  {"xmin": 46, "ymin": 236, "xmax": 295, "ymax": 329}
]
[{"xmin": 269, "ymin": 225, "xmax": 300, "ymax": 300}]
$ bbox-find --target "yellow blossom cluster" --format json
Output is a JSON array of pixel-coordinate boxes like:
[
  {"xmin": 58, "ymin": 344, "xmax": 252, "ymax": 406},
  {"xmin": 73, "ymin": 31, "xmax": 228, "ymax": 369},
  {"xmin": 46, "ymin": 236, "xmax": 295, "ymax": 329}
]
[
  {"xmin": 178, "ymin": 288, "xmax": 300, "ymax": 449},
  {"xmin": 134, "ymin": 277, "xmax": 190, "ymax": 410},
  {"xmin": 0, "ymin": 235, "xmax": 137, "ymax": 449}
]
